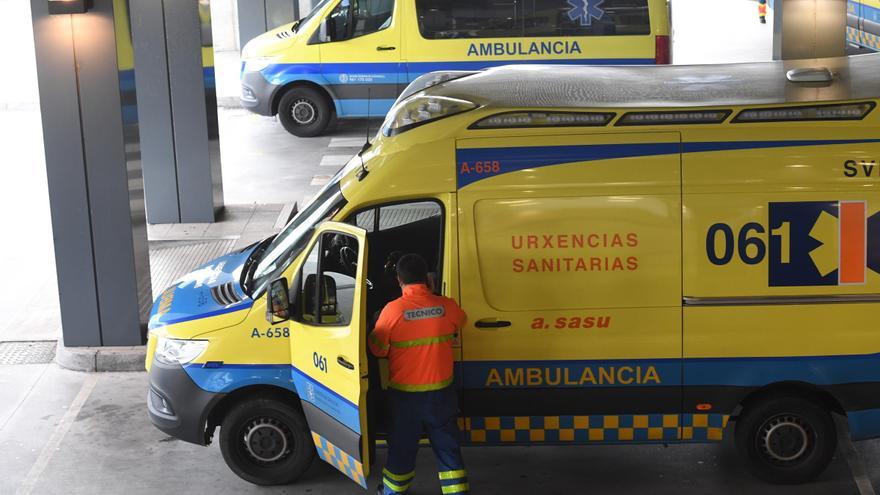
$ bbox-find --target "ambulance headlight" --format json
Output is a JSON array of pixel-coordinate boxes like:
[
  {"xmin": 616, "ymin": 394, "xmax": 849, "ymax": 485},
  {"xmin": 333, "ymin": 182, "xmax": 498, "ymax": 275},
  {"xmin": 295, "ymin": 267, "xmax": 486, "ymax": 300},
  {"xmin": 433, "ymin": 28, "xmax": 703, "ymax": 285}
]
[
  {"xmin": 154, "ymin": 337, "xmax": 208, "ymax": 366},
  {"xmin": 243, "ymin": 56, "xmax": 275, "ymax": 73},
  {"xmin": 381, "ymin": 96, "xmax": 477, "ymax": 136}
]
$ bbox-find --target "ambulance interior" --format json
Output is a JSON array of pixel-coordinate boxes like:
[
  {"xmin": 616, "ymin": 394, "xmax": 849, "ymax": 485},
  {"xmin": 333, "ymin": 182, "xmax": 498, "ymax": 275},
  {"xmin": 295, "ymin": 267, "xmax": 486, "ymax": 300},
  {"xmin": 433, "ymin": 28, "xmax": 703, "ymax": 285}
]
[{"xmin": 344, "ymin": 200, "xmax": 445, "ymax": 436}]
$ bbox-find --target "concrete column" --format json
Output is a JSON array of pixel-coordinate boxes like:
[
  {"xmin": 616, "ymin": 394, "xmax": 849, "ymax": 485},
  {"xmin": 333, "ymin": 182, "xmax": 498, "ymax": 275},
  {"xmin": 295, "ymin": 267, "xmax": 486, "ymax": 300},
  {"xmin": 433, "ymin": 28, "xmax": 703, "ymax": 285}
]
[
  {"xmin": 131, "ymin": 0, "xmax": 224, "ymax": 224},
  {"xmin": 237, "ymin": 0, "xmax": 301, "ymax": 48},
  {"xmin": 773, "ymin": 0, "xmax": 847, "ymax": 59},
  {"xmin": 31, "ymin": 0, "xmax": 151, "ymax": 346}
]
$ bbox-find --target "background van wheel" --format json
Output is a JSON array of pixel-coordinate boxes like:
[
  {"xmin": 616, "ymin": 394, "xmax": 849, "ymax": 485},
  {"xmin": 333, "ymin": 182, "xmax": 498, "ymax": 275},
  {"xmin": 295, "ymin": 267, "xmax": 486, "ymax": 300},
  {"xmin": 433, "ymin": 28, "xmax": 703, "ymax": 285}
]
[
  {"xmin": 277, "ymin": 86, "xmax": 332, "ymax": 137},
  {"xmin": 735, "ymin": 395, "xmax": 837, "ymax": 484},
  {"xmin": 219, "ymin": 397, "xmax": 315, "ymax": 486}
]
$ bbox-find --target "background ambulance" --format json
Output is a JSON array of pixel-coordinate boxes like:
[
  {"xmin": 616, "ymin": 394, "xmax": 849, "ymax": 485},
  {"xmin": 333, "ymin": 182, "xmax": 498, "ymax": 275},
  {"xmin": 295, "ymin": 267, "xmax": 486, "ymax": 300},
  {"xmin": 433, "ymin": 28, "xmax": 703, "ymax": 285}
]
[
  {"xmin": 239, "ymin": 0, "xmax": 671, "ymax": 137},
  {"xmin": 148, "ymin": 54, "xmax": 880, "ymax": 488},
  {"xmin": 849, "ymin": 0, "xmax": 880, "ymax": 53}
]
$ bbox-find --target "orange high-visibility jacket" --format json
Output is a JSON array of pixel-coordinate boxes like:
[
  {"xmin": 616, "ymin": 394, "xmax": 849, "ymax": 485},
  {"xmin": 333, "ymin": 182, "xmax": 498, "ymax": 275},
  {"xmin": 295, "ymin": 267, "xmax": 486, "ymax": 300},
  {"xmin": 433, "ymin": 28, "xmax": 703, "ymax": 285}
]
[{"xmin": 368, "ymin": 284, "xmax": 466, "ymax": 392}]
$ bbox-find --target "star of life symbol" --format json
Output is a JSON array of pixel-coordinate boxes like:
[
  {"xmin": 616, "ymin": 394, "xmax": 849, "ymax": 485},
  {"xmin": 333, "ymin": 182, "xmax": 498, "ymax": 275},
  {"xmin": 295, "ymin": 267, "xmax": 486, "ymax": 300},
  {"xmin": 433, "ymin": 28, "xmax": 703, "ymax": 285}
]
[{"xmin": 566, "ymin": 0, "xmax": 606, "ymax": 27}]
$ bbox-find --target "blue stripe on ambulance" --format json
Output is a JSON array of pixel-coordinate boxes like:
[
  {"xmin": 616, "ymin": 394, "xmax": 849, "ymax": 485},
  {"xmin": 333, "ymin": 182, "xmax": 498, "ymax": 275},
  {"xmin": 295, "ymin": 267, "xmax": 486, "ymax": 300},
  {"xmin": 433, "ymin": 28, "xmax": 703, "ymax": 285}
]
[
  {"xmin": 291, "ymin": 367, "xmax": 362, "ymax": 434},
  {"xmin": 461, "ymin": 354, "xmax": 880, "ymax": 389},
  {"xmin": 184, "ymin": 363, "xmax": 295, "ymax": 393},
  {"xmin": 182, "ymin": 363, "xmax": 362, "ymax": 434},
  {"xmin": 181, "ymin": 355, "xmax": 880, "ymax": 439},
  {"xmin": 257, "ymin": 58, "xmax": 656, "ymax": 118},
  {"xmin": 260, "ymin": 59, "xmax": 657, "ymax": 86},
  {"xmin": 684, "ymin": 353, "xmax": 880, "ymax": 387},
  {"xmin": 457, "ymin": 138, "xmax": 880, "ymax": 188},
  {"xmin": 861, "ymin": 1, "xmax": 880, "ymax": 23}
]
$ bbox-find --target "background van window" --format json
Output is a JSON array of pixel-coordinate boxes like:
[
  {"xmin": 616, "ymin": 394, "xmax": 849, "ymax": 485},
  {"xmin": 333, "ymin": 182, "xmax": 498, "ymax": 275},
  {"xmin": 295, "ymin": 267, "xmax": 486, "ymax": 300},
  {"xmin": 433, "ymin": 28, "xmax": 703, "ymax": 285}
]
[{"xmin": 415, "ymin": 0, "xmax": 650, "ymax": 40}]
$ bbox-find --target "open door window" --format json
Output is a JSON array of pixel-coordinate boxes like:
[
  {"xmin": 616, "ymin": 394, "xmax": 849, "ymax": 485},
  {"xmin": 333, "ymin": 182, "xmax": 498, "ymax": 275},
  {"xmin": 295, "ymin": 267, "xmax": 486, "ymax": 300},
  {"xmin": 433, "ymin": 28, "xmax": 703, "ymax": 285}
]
[{"xmin": 288, "ymin": 221, "xmax": 370, "ymax": 488}]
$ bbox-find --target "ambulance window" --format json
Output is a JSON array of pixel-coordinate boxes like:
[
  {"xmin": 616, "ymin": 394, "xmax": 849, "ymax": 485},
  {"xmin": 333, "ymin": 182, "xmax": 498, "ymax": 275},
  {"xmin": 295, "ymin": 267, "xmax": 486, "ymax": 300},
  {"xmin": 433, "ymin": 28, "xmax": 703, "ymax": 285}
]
[
  {"xmin": 353, "ymin": 209, "xmax": 376, "ymax": 232},
  {"xmin": 377, "ymin": 202, "xmax": 441, "ymax": 231},
  {"xmin": 415, "ymin": 0, "xmax": 650, "ymax": 39},
  {"xmin": 297, "ymin": 232, "xmax": 358, "ymax": 326},
  {"xmin": 352, "ymin": 0, "xmax": 394, "ymax": 38},
  {"xmin": 322, "ymin": 0, "xmax": 394, "ymax": 42},
  {"xmin": 347, "ymin": 201, "xmax": 441, "ymax": 232},
  {"xmin": 524, "ymin": 0, "xmax": 650, "ymax": 37},
  {"xmin": 415, "ymin": 0, "xmax": 516, "ymax": 39}
]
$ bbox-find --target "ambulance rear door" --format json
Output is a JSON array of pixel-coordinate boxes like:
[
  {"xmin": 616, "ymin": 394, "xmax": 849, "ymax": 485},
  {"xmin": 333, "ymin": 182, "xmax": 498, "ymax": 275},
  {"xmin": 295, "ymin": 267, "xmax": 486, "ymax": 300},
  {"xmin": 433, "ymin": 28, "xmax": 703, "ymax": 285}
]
[
  {"xmin": 456, "ymin": 132, "xmax": 685, "ymax": 443},
  {"xmin": 288, "ymin": 221, "xmax": 370, "ymax": 488}
]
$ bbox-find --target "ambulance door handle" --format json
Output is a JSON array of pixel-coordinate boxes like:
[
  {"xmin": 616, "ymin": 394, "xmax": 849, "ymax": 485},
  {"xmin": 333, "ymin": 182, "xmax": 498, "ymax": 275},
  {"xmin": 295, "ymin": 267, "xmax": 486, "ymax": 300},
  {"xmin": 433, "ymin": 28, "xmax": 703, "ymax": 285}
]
[
  {"xmin": 337, "ymin": 356, "xmax": 355, "ymax": 370},
  {"xmin": 474, "ymin": 319, "xmax": 511, "ymax": 329},
  {"xmin": 376, "ymin": 45, "xmax": 397, "ymax": 51}
]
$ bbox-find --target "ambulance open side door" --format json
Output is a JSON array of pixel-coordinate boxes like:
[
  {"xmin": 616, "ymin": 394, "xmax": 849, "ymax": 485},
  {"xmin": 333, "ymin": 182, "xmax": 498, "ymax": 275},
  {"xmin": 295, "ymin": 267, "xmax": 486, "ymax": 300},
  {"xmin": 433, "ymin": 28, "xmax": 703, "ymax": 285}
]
[{"xmin": 287, "ymin": 221, "xmax": 370, "ymax": 488}]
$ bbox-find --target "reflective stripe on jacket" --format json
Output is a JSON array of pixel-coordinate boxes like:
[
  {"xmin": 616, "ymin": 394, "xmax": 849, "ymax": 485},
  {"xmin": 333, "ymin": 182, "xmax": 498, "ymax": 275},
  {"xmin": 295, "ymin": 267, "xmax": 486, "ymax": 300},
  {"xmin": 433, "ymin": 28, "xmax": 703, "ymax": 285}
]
[{"xmin": 368, "ymin": 284, "xmax": 466, "ymax": 391}]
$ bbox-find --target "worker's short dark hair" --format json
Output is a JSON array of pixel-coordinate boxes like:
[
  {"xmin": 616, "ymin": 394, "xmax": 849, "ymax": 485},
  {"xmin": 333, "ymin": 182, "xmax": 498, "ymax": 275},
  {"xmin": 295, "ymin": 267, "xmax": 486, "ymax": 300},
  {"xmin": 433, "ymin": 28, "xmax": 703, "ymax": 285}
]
[{"xmin": 396, "ymin": 253, "xmax": 428, "ymax": 285}]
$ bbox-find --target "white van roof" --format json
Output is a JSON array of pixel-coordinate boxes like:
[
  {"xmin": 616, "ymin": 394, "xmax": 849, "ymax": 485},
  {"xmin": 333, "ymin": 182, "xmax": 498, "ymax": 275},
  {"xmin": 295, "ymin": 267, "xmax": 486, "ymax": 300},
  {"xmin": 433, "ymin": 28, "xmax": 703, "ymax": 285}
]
[{"xmin": 423, "ymin": 54, "xmax": 880, "ymax": 109}]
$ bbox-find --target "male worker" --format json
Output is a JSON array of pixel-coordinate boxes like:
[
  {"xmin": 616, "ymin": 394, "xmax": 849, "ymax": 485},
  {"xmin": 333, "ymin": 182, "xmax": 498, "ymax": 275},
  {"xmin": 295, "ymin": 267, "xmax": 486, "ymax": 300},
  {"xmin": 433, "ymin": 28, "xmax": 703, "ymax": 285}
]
[{"xmin": 368, "ymin": 253, "xmax": 469, "ymax": 495}]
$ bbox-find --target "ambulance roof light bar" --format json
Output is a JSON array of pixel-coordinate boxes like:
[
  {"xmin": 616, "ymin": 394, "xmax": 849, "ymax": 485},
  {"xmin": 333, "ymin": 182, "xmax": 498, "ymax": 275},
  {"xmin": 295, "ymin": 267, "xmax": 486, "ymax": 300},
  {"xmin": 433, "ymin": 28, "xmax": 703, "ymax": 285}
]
[
  {"xmin": 470, "ymin": 111, "xmax": 615, "ymax": 129},
  {"xmin": 615, "ymin": 110, "xmax": 731, "ymax": 126},
  {"xmin": 733, "ymin": 101, "xmax": 876, "ymax": 123}
]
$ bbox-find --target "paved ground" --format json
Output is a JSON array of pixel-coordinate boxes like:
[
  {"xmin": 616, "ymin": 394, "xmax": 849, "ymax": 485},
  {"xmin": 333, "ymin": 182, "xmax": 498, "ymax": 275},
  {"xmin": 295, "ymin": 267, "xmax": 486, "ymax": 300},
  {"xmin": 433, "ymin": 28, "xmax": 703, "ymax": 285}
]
[{"xmin": 0, "ymin": 366, "xmax": 878, "ymax": 495}]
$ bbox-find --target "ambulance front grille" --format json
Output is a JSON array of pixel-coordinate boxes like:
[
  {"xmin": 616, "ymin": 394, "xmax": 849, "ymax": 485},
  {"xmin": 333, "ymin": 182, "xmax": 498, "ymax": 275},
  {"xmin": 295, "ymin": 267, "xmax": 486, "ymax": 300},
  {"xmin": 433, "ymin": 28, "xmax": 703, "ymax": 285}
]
[{"xmin": 211, "ymin": 283, "xmax": 242, "ymax": 306}]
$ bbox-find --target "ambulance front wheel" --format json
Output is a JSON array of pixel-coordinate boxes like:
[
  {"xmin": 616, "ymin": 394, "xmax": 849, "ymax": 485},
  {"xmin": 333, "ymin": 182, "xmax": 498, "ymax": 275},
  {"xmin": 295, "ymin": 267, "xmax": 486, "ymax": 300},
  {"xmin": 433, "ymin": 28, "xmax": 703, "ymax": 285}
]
[
  {"xmin": 735, "ymin": 395, "xmax": 837, "ymax": 484},
  {"xmin": 219, "ymin": 396, "xmax": 315, "ymax": 486},
  {"xmin": 278, "ymin": 86, "xmax": 333, "ymax": 137}
]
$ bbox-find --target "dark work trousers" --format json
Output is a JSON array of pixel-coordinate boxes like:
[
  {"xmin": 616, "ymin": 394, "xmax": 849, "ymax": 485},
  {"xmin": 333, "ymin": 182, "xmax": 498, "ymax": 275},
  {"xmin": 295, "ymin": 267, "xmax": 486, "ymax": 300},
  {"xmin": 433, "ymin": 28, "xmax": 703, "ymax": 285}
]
[{"xmin": 381, "ymin": 386, "xmax": 469, "ymax": 494}]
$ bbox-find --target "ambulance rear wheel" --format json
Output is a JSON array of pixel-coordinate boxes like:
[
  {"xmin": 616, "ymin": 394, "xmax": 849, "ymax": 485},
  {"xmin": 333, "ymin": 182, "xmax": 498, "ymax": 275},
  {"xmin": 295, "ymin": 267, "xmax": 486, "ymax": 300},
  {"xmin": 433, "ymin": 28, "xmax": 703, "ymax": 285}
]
[
  {"xmin": 735, "ymin": 396, "xmax": 836, "ymax": 484},
  {"xmin": 278, "ymin": 86, "xmax": 332, "ymax": 137},
  {"xmin": 219, "ymin": 397, "xmax": 315, "ymax": 485}
]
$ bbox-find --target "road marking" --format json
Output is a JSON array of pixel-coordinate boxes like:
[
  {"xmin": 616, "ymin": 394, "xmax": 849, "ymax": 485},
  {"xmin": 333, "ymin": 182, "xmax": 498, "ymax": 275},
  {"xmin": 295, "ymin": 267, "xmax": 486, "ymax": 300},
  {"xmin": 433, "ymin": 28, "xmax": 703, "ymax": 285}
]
[
  {"xmin": 319, "ymin": 154, "xmax": 353, "ymax": 167},
  {"xmin": 16, "ymin": 373, "xmax": 98, "ymax": 495},
  {"xmin": 840, "ymin": 426, "xmax": 877, "ymax": 495},
  {"xmin": 328, "ymin": 137, "xmax": 367, "ymax": 148},
  {"xmin": 310, "ymin": 175, "xmax": 332, "ymax": 186}
]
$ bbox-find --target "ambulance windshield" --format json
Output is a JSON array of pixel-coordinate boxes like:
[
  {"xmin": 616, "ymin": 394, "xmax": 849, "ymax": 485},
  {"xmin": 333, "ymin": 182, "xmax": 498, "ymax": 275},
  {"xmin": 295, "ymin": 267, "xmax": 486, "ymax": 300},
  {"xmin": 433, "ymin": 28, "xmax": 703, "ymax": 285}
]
[{"xmin": 247, "ymin": 178, "xmax": 347, "ymax": 297}]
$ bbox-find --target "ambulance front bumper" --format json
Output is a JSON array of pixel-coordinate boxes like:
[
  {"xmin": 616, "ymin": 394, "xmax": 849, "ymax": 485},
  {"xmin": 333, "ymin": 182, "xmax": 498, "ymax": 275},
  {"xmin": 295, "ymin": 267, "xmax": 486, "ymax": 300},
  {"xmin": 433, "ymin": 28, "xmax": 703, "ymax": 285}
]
[
  {"xmin": 240, "ymin": 70, "xmax": 279, "ymax": 116},
  {"xmin": 147, "ymin": 359, "xmax": 225, "ymax": 446}
]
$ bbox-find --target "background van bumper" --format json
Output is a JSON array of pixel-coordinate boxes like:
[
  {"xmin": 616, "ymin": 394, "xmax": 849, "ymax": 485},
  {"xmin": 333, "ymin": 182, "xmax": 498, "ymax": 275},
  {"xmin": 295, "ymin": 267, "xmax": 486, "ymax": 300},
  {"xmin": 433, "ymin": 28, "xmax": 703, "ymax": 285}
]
[{"xmin": 240, "ymin": 70, "xmax": 279, "ymax": 116}]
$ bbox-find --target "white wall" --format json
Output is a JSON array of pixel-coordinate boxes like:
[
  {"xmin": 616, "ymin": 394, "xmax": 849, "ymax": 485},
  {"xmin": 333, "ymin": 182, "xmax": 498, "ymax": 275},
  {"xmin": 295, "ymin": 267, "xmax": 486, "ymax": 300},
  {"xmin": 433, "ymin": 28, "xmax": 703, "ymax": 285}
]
[
  {"xmin": 672, "ymin": 0, "xmax": 774, "ymax": 64},
  {"xmin": 210, "ymin": 0, "xmax": 239, "ymax": 51}
]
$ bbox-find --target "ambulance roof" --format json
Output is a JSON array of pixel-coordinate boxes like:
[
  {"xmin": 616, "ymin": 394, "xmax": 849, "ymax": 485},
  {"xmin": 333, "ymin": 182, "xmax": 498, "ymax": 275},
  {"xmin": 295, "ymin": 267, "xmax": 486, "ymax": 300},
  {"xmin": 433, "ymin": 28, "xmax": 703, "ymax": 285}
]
[{"xmin": 423, "ymin": 54, "xmax": 880, "ymax": 109}]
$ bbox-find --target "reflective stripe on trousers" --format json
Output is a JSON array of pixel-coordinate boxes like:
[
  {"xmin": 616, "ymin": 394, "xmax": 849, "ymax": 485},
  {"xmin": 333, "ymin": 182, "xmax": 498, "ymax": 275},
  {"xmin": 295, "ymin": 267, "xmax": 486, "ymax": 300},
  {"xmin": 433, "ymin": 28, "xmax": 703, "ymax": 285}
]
[{"xmin": 439, "ymin": 469, "xmax": 470, "ymax": 494}]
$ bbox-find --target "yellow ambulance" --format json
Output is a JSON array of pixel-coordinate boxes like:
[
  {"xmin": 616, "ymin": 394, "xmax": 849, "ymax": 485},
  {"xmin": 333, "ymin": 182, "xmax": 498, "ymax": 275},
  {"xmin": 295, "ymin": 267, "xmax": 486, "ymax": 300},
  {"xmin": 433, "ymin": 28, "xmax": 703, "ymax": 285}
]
[
  {"xmin": 147, "ymin": 53, "xmax": 880, "ymax": 488},
  {"xmin": 239, "ymin": 0, "xmax": 671, "ymax": 137},
  {"xmin": 848, "ymin": 0, "xmax": 880, "ymax": 53}
]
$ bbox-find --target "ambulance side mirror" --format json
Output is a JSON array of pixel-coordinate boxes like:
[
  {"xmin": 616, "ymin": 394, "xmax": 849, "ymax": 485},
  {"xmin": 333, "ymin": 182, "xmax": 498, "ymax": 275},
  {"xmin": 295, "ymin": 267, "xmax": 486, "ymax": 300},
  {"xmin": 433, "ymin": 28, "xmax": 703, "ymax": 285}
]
[{"xmin": 266, "ymin": 277, "xmax": 290, "ymax": 324}]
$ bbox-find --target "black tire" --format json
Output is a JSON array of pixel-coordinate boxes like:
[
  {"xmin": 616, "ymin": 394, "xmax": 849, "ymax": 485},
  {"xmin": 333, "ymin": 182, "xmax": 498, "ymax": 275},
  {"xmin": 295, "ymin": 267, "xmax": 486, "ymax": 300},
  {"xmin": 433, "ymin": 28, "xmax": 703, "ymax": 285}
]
[
  {"xmin": 277, "ymin": 86, "xmax": 333, "ymax": 137},
  {"xmin": 735, "ymin": 395, "xmax": 837, "ymax": 484},
  {"xmin": 219, "ymin": 397, "xmax": 315, "ymax": 486}
]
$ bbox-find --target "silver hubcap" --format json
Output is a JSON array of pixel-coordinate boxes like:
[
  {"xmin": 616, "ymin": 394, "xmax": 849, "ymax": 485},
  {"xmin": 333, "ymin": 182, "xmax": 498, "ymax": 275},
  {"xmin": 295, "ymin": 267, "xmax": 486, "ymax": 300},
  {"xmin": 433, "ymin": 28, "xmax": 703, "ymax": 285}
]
[
  {"xmin": 760, "ymin": 414, "xmax": 810, "ymax": 462},
  {"xmin": 291, "ymin": 99, "xmax": 317, "ymax": 125},
  {"xmin": 243, "ymin": 418, "xmax": 290, "ymax": 463}
]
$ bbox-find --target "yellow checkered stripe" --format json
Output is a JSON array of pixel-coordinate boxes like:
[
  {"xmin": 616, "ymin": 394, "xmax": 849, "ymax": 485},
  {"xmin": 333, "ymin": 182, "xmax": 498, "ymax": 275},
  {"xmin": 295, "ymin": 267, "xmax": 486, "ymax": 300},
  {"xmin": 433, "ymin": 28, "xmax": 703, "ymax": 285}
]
[
  {"xmin": 848, "ymin": 26, "xmax": 880, "ymax": 51},
  {"xmin": 460, "ymin": 414, "xmax": 729, "ymax": 444},
  {"xmin": 311, "ymin": 431, "xmax": 366, "ymax": 488}
]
